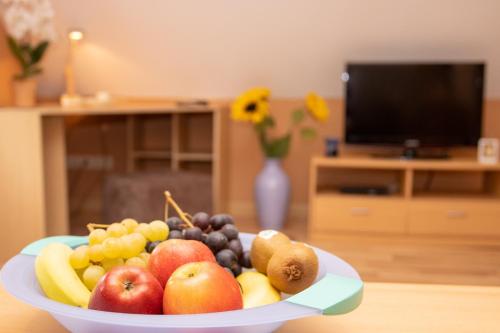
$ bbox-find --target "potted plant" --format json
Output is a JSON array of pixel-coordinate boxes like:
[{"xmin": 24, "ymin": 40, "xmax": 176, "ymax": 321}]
[
  {"xmin": 231, "ymin": 87, "xmax": 330, "ymax": 229},
  {"xmin": 2, "ymin": 0, "xmax": 56, "ymax": 106}
]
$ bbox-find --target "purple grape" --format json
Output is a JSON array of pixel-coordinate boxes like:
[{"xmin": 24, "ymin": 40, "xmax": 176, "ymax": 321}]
[
  {"xmin": 205, "ymin": 231, "xmax": 228, "ymax": 253},
  {"xmin": 166, "ymin": 217, "xmax": 184, "ymax": 231},
  {"xmin": 183, "ymin": 227, "xmax": 203, "ymax": 241},
  {"xmin": 220, "ymin": 224, "xmax": 239, "ymax": 241},
  {"xmin": 168, "ymin": 229, "xmax": 183, "ymax": 239},
  {"xmin": 192, "ymin": 212, "xmax": 211, "ymax": 231},
  {"xmin": 227, "ymin": 239, "xmax": 243, "ymax": 259},
  {"xmin": 240, "ymin": 251, "xmax": 252, "ymax": 268},
  {"xmin": 209, "ymin": 214, "xmax": 234, "ymax": 230}
]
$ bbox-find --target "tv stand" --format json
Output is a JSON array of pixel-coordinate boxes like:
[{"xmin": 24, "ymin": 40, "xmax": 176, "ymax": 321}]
[{"xmin": 308, "ymin": 156, "xmax": 500, "ymax": 237}]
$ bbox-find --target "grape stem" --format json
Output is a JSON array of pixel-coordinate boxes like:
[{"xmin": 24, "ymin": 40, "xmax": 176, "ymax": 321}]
[
  {"xmin": 86, "ymin": 223, "xmax": 109, "ymax": 233},
  {"xmin": 164, "ymin": 191, "xmax": 194, "ymax": 228}
]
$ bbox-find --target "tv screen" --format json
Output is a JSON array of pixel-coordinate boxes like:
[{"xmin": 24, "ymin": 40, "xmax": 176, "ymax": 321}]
[{"xmin": 344, "ymin": 63, "xmax": 485, "ymax": 147}]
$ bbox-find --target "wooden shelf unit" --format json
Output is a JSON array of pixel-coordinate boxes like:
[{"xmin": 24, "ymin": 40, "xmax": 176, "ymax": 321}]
[
  {"xmin": 308, "ymin": 156, "xmax": 500, "ymax": 238},
  {"xmin": 0, "ymin": 100, "xmax": 229, "ymax": 262},
  {"xmin": 126, "ymin": 110, "xmax": 215, "ymax": 173}
]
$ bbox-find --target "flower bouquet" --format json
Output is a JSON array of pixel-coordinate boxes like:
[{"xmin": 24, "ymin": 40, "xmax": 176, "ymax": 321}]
[{"xmin": 231, "ymin": 88, "xmax": 330, "ymax": 229}]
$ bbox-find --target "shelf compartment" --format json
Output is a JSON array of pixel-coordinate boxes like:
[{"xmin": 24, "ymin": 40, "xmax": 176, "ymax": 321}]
[
  {"xmin": 179, "ymin": 160, "xmax": 212, "ymax": 174},
  {"xmin": 176, "ymin": 152, "xmax": 213, "ymax": 162},
  {"xmin": 412, "ymin": 170, "xmax": 500, "ymax": 200},
  {"xmin": 316, "ymin": 167, "xmax": 405, "ymax": 198},
  {"xmin": 178, "ymin": 113, "xmax": 213, "ymax": 154},
  {"xmin": 131, "ymin": 114, "xmax": 172, "ymax": 151},
  {"xmin": 133, "ymin": 150, "xmax": 172, "ymax": 159}
]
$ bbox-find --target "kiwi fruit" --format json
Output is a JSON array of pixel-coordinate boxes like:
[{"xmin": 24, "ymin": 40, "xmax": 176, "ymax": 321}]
[
  {"xmin": 267, "ymin": 242, "xmax": 318, "ymax": 294},
  {"xmin": 250, "ymin": 230, "xmax": 291, "ymax": 274}
]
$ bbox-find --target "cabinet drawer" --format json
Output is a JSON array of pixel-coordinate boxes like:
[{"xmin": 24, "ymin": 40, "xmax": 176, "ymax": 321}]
[
  {"xmin": 311, "ymin": 195, "xmax": 407, "ymax": 233},
  {"xmin": 408, "ymin": 200, "xmax": 500, "ymax": 236}
]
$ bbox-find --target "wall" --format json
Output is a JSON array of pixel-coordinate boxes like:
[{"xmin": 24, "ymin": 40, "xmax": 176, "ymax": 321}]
[
  {"xmin": 0, "ymin": 26, "xmax": 17, "ymax": 105},
  {"xmin": 36, "ymin": 0, "xmax": 500, "ymax": 99}
]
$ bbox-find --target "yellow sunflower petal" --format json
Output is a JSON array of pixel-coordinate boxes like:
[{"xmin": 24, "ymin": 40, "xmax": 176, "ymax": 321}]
[
  {"xmin": 306, "ymin": 92, "xmax": 330, "ymax": 122},
  {"xmin": 231, "ymin": 87, "xmax": 271, "ymax": 123}
]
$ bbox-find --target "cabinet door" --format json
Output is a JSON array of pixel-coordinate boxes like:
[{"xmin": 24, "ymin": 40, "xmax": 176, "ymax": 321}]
[
  {"xmin": 408, "ymin": 199, "xmax": 500, "ymax": 236},
  {"xmin": 311, "ymin": 195, "xmax": 407, "ymax": 233}
]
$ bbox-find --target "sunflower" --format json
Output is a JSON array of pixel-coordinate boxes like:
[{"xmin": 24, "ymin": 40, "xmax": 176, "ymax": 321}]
[
  {"xmin": 231, "ymin": 87, "xmax": 271, "ymax": 124},
  {"xmin": 306, "ymin": 92, "xmax": 330, "ymax": 122}
]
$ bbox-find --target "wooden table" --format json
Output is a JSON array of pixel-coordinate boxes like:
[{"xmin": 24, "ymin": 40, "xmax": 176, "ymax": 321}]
[{"xmin": 1, "ymin": 282, "xmax": 499, "ymax": 333}]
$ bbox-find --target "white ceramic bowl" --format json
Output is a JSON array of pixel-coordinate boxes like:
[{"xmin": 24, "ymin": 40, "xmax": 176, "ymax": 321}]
[{"xmin": 1, "ymin": 233, "xmax": 363, "ymax": 333}]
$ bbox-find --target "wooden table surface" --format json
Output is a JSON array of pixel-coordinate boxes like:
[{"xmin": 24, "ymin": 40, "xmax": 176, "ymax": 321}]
[{"xmin": 1, "ymin": 282, "xmax": 499, "ymax": 333}]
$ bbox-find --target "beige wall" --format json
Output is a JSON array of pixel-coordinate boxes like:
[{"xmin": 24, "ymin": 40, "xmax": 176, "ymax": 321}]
[{"xmin": 34, "ymin": 0, "xmax": 500, "ymax": 99}]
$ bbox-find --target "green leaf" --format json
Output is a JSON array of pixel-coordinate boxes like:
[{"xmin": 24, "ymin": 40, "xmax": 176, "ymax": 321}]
[
  {"xmin": 15, "ymin": 66, "xmax": 43, "ymax": 80},
  {"xmin": 291, "ymin": 109, "xmax": 305, "ymax": 125},
  {"xmin": 7, "ymin": 37, "xmax": 29, "ymax": 68},
  {"xmin": 266, "ymin": 133, "xmax": 291, "ymax": 158},
  {"xmin": 300, "ymin": 127, "xmax": 317, "ymax": 140},
  {"xmin": 255, "ymin": 116, "xmax": 275, "ymax": 132},
  {"xmin": 31, "ymin": 41, "xmax": 49, "ymax": 64}
]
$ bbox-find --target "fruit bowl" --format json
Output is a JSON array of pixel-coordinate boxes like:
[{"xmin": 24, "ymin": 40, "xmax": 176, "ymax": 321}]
[{"xmin": 1, "ymin": 232, "xmax": 363, "ymax": 333}]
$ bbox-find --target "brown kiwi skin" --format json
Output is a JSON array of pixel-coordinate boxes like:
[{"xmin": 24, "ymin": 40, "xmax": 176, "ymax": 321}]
[
  {"xmin": 266, "ymin": 243, "xmax": 319, "ymax": 294},
  {"xmin": 250, "ymin": 231, "xmax": 291, "ymax": 274}
]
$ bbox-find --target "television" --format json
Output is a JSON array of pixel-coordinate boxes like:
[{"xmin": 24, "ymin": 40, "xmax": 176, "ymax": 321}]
[{"xmin": 344, "ymin": 63, "xmax": 485, "ymax": 154}]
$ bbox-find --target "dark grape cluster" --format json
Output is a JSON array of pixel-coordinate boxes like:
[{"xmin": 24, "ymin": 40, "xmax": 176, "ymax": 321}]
[{"xmin": 161, "ymin": 213, "xmax": 252, "ymax": 276}]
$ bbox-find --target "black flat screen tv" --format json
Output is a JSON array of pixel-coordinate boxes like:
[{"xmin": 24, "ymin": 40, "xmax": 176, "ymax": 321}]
[{"xmin": 344, "ymin": 63, "xmax": 485, "ymax": 147}]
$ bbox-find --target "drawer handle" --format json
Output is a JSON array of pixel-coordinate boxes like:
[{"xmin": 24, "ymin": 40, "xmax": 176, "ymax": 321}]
[
  {"xmin": 447, "ymin": 210, "xmax": 467, "ymax": 219},
  {"xmin": 350, "ymin": 207, "xmax": 370, "ymax": 216}
]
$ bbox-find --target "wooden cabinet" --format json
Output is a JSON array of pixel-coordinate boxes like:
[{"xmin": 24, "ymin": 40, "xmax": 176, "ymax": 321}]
[
  {"xmin": 308, "ymin": 157, "xmax": 500, "ymax": 238},
  {"xmin": 312, "ymin": 195, "xmax": 406, "ymax": 233}
]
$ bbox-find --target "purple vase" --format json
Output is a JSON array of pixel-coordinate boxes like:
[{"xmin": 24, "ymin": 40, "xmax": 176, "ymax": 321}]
[{"xmin": 254, "ymin": 158, "xmax": 290, "ymax": 230}]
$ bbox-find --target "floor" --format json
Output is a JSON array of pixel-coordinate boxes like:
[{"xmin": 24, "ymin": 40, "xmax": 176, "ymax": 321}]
[{"xmin": 237, "ymin": 219, "xmax": 500, "ymax": 287}]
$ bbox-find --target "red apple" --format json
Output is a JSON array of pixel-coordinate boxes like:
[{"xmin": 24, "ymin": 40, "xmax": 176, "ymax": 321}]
[
  {"xmin": 89, "ymin": 266, "xmax": 163, "ymax": 314},
  {"xmin": 148, "ymin": 239, "xmax": 215, "ymax": 287},
  {"xmin": 163, "ymin": 261, "xmax": 243, "ymax": 314}
]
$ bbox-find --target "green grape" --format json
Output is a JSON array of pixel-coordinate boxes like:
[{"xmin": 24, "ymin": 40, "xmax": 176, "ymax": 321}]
[
  {"xmin": 121, "ymin": 218, "xmax": 139, "ymax": 234},
  {"xmin": 88, "ymin": 244, "xmax": 105, "ymax": 262},
  {"xmin": 135, "ymin": 223, "xmax": 154, "ymax": 241},
  {"xmin": 102, "ymin": 237, "xmax": 123, "ymax": 259},
  {"xmin": 130, "ymin": 232, "xmax": 147, "ymax": 252},
  {"xmin": 82, "ymin": 265, "xmax": 105, "ymax": 291},
  {"xmin": 138, "ymin": 252, "xmax": 150, "ymax": 265},
  {"xmin": 101, "ymin": 257, "xmax": 124, "ymax": 271},
  {"xmin": 88, "ymin": 229, "xmax": 107, "ymax": 245},
  {"xmin": 120, "ymin": 234, "xmax": 140, "ymax": 259},
  {"xmin": 70, "ymin": 245, "xmax": 90, "ymax": 269},
  {"xmin": 125, "ymin": 256, "xmax": 146, "ymax": 268},
  {"xmin": 149, "ymin": 220, "xmax": 169, "ymax": 241},
  {"xmin": 106, "ymin": 223, "xmax": 127, "ymax": 238}
]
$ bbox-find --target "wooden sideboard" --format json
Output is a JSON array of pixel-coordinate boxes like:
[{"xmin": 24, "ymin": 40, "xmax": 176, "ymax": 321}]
[
  {"xmin": 308, "ymin": 156, "xmax": 500, "ymax": 238},
  {"xmin": 0, "ymin": 99, "xmax": 228, "ymax": 262}
]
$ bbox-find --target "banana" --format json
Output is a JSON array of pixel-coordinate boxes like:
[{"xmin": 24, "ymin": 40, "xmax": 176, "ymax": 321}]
[
  {"xmin": 35, "ymin": 243, "xmax": 90, "ymax": 308},
  {"xmin": 237, "ymin": 271, "xmax": 281, "ymax": 309}
]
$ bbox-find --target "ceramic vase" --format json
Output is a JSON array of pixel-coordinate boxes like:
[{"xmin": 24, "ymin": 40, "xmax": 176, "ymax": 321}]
[
  {"xmin": 254, "ymin": 158, "xmax": 290, "ymax": 230},
  {"xmin": 13, "ymin": 77, "xmax": 37, "ymax": 107}
]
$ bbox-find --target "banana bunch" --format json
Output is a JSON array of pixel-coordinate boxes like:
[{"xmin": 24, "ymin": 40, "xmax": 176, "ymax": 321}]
[{"xmin": 35, "ymin": 243, "xmax": 90, "ymax": 308}]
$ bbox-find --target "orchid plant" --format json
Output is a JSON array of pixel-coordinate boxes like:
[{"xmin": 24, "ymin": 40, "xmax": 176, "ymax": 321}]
[{"xmin": 1, "ymin": 0, "xmax": 56, "ymax": 80}]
